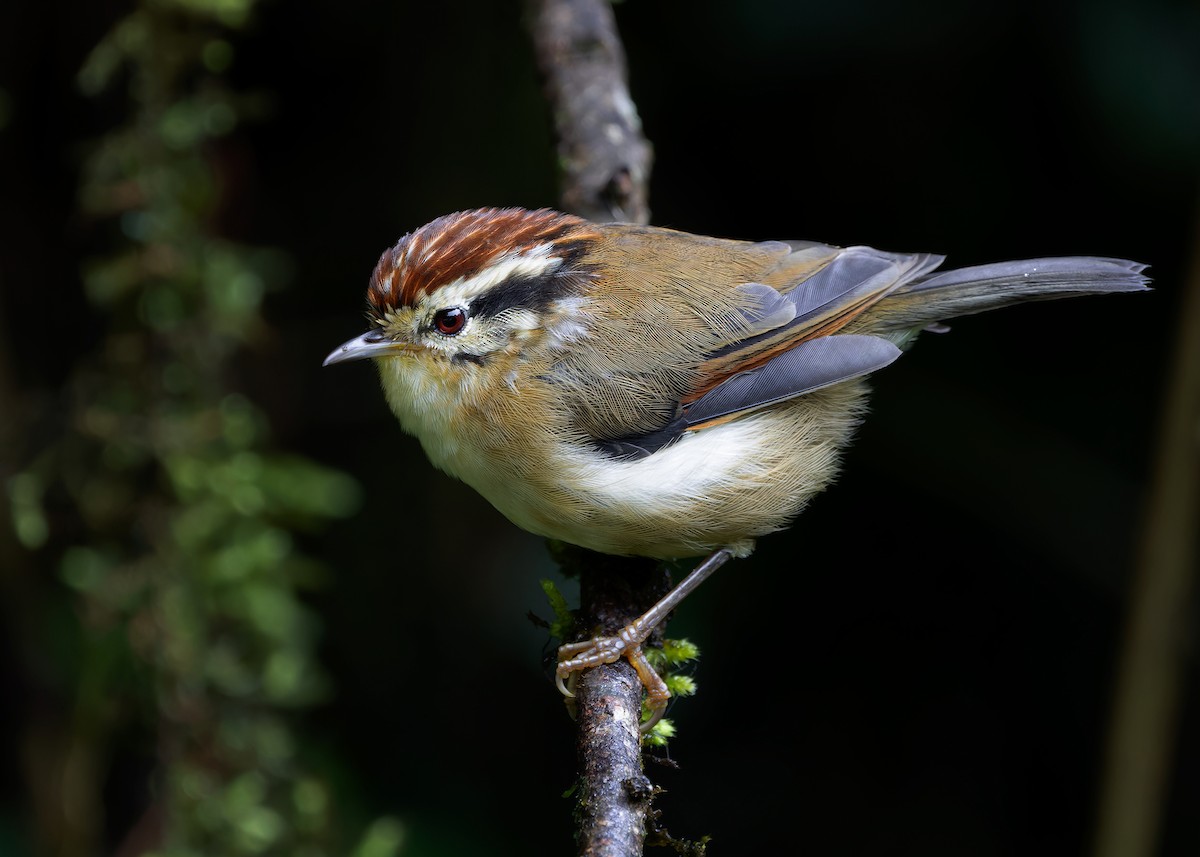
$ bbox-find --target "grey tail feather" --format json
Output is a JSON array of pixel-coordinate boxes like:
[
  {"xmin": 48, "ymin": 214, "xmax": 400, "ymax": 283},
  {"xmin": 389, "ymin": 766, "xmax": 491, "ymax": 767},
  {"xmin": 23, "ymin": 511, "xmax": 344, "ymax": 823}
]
[{"xmin": 870, "ymin": 257, "xmax": 1150, "ymax": 331}]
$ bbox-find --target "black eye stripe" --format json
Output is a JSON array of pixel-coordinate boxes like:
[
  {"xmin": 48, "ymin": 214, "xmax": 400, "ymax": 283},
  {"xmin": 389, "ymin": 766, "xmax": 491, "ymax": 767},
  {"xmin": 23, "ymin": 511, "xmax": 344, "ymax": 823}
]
[{"xmin": 469, "ymin": 274, "xmax": 562, "ymax": 319}]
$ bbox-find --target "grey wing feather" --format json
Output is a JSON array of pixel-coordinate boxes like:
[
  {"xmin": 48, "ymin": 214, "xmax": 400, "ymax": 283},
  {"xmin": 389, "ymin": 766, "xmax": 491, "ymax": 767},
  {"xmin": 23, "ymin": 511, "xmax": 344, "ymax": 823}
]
[
  {"xmin": 683, "ymin": 334, "xmax": 901, "ymax": 426},
  {"xmin": 733, "ymin": 282, "xmax": 797, "ymax": 332},
  {"xmin": 706, "ymin": 248, "xmax": 944, "ymax": 360},
  {"xmin": 598, "ymin": 334, "xmax": 901, "ymax": 459},
  {"xmin": 784, "ymin": 249, "xmax": 932, "ymax": 323}
]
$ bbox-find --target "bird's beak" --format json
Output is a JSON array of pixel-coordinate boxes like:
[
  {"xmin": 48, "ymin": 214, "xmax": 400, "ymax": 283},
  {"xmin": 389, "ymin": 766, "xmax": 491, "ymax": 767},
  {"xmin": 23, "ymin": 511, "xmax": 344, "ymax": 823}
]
[{"xmin": 323, "ymin": 330, "xmax": 405, "ymax": 366}]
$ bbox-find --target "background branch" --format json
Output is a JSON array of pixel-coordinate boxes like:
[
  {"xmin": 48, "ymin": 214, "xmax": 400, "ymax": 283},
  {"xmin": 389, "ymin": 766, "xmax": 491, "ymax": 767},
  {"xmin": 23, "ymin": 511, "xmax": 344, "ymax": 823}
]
[
  {"xmin": 1091, "ymin": 186, "xmax": 1200, "ymax": 857},
  {"xmin": 526, "ymin": 0, "xmax": 652, "ymax": 225}
]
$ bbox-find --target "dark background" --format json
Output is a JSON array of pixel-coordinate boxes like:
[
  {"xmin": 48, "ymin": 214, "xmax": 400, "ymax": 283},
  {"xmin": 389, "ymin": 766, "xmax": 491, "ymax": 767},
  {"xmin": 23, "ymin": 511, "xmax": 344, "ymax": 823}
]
[{"xmin": 2, "ymin": 0, "xmax": 1197, "ymax": 854}]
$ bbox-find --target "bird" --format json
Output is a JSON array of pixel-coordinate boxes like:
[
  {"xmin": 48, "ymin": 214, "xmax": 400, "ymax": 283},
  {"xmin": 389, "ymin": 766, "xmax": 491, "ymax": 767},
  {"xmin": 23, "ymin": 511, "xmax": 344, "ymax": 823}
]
[{"xmin": 324, "ymin": 206, "xmax": 1148, "ymax": 729}]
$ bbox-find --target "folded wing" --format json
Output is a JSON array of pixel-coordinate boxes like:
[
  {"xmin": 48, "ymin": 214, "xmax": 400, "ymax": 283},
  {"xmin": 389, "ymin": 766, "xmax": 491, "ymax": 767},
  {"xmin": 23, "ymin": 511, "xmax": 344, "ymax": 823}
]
[{"xmin": 596, "ymin": 241, "xmax": 938, "ymax": 457}]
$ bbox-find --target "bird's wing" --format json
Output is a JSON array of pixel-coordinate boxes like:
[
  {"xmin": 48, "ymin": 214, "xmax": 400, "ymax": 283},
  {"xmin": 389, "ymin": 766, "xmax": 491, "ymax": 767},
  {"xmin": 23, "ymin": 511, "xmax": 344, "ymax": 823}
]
[
  {"xmin": 688, "ymin": 244, "xmax": 944, "ymax": 400},
  {"xmin": 579, "ymin": 229, "xmax": 946, "ymax": 458},
  {"xmin": 595, "ymin": 333, "xmax": 904, "ymax": 458}
]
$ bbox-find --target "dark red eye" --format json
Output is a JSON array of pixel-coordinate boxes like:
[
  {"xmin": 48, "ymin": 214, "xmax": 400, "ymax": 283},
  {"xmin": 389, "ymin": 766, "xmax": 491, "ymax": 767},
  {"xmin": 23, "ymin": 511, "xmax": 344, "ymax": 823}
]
[{"xmin": 433, "ymin": 307, "xmax": 467, "ymax": 335}]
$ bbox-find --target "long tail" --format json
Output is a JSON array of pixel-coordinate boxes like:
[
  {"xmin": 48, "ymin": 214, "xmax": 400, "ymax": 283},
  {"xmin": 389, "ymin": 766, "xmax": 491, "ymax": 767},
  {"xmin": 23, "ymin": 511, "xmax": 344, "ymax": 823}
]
[{"xmin": 869, "ymin": 257, "xmax": 1150, "ymax": 332}]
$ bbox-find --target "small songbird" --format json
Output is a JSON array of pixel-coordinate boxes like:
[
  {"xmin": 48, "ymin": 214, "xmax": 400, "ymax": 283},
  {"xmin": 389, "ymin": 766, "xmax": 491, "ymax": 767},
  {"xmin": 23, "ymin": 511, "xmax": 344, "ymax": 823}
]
[{"xmin": 325, "ymin": 207, "xmax": 1148, "ymax": 727}]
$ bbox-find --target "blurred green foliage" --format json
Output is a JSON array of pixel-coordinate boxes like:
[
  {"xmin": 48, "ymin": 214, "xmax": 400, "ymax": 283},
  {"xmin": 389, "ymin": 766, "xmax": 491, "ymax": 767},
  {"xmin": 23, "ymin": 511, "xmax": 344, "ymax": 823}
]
[{"xmin": 6, "ymin": 0, "xmax": 398, "ymax": 854}]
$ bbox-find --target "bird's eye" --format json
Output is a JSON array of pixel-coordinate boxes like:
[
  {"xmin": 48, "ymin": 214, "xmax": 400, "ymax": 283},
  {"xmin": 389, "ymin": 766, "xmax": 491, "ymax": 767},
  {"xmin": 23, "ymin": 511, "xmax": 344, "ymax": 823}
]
[{"xmin": 432, "ymin": 307, "xmax": 467, "ymax": 336}]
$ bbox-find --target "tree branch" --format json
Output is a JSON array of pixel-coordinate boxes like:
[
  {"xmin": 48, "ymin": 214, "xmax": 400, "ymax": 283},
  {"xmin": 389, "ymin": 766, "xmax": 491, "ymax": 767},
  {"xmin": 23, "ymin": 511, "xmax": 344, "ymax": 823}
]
[
  {"xmin": 525, "ymin": 0, "xmax": 653, "ymax": 225},
  {"xmin": 524, "ymin": 2, "xmax": 662, "ymax": 855},
  {"xmin": 554, "ymin": 546, "xmax": 669, "ymax": 857}
]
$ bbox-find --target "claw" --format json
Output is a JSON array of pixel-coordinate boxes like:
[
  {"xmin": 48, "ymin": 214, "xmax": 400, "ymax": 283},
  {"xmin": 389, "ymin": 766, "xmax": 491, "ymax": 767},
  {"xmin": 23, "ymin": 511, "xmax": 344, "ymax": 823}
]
[{"xmin": 640, "ymin": 701, "xmax": 667, "ymax": 734}]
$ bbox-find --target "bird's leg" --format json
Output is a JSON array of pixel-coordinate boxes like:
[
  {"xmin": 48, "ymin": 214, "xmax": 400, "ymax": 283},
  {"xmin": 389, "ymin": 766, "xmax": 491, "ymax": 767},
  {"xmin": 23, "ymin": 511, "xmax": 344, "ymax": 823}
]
[{"xmin": 556, "ymin": 548, "xmax": 733, "ymax": 731}]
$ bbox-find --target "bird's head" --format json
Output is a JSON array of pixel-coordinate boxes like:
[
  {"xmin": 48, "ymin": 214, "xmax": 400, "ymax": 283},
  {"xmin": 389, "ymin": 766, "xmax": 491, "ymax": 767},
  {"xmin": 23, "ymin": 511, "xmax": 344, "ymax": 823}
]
[{"xmin": 324, "ymin": 208, "xmax": 601, "ymax": 380}]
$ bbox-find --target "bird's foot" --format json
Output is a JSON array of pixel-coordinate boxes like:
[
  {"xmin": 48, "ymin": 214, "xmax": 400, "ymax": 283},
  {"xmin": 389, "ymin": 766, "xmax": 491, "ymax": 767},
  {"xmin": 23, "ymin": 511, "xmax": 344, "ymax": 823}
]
[
  {"xmin": 553, "ymin": 548, "xmax": 736, "ymax": 734},
  {"xmin": 556, "ymin": 627, "xmax": 669, "ymax": 732}
]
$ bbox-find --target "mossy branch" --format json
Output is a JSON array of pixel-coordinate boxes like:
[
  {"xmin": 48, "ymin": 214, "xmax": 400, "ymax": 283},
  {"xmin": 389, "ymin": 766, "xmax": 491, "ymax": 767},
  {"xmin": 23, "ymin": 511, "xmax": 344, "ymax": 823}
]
[{"xmin": 523, "ymin": 2, "xmax": 670, "ymax": 853}]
